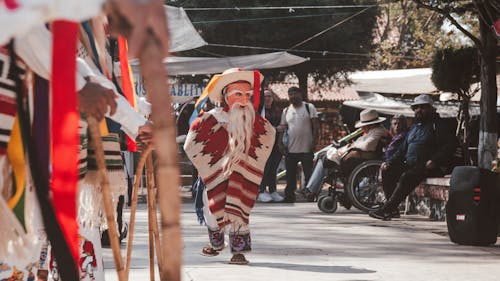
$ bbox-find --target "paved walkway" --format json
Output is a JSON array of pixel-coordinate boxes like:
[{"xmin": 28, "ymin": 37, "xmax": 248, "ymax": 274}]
[{"xmin": 104, "ymin": 200, "xmax": 500, "ymax": 281}]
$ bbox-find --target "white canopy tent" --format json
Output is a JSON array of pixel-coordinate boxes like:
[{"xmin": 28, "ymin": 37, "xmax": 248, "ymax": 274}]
[
  {"xmin": 348, "ymin": 68, "xmax": 438, "ymax": 95},
  {"xmin": 130, "ymin": 52, "xmax": 308, "ymax": 103},
  {"xmin": 343, "ymin": 92, "xmax": 485, "ymax": 118},
  {"xmin": 130, "ymin": 51, "xmax": 308, "ymax": 76},
  {"xmin": 163, "ymin": 5, "xmax": 207, "ymax": 52}
]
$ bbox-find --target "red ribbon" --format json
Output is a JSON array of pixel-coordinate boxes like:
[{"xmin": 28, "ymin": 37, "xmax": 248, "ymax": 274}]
[
  {"xmin": 4, "ymin": 0, "xmax": 20, "ymax": 10},
  {"xmin": 253, "ymin": 71, "xmax": 261, "ymax": 111},
  {"xmin": 51, "ymin": 20, "xmax": 79, "ymax": 265},
  {"xmin": 118, "ymin": 36, "xmax": 137, "ymax": 152}
]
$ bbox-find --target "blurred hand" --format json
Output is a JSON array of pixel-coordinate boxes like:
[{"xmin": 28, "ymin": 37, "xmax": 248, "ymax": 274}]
[
  {"xmin": 78, "ymin": 81, "xmax": 117, "ymax": 121},
  {"xmin": 136, "ymin": 121, "xmax": 153, "ymax": 145},
  {"xmin": 277, "ymin": 124, "xmax": 288, "ymax": 133},
  {"xmin": 107, "ymin": 0, "xmax": 169, "ymax": 58},
  {"xmin": 425, "ymin": 160, "xmax": 436, "ymax": 170},
  {"xmin": 380, "ymin": 162, "xmax": 389, "ymax": 171}
]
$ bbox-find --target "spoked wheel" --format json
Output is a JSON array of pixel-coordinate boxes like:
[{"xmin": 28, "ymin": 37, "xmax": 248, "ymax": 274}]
[
  {"xmin": 317, "ymin": 195, "xmax": 338, "ymax": 213},
  {"xmin": 346, "ymin": 160, "xmax": 385, "ymax": 213}
]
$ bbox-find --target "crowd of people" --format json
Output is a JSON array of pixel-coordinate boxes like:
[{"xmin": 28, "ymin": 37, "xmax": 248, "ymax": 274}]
[
  {"xmin": 0, "ymin": 3, "xmax": 460, "ymax": 273},
  {"xmin": 249, "ymin": 89, "xmax": 458, "ymax": 222}
]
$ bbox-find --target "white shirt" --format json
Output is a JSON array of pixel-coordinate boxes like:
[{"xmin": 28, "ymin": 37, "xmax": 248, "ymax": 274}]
[{"xmin": 280, "ymin": 102, "xmax": 318, "ymax": 153}]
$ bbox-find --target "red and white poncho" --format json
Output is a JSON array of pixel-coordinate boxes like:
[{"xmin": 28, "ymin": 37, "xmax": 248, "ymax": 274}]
[{"xmin": 184, "ymin": 108, "xmax": 275, "ymax": 228}]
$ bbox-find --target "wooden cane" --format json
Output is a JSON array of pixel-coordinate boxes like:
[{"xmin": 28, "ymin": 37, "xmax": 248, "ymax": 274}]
[
  {"xmin": 145, "ymin": 154, "xmax": 165, "ymax": 280},
  {"xmin": 147, "ymin": 156, "xmax": 164, "ymax": 279},
  {"xmin": 146, "ymin": 154, "xmax": 155, "ymax": 281},
  {"xmin": 140, "ymin": 35, "xmax": 182, "ymax": 281},
  {"xmin": 124, "ymin": 145, "xmax": 153, "ymax": 281},
  {"xmin": 107, "ymin": 4, "xmax": 182, "ymax": 280},
  {"xmin": 86, "ymin": 116, "xmax": 125, "ymax": 281}
]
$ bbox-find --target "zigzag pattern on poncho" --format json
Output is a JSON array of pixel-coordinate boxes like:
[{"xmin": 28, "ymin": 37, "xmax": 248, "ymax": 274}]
[{"xmin": 184, "ymin": 109, "xmax": 275, "ymax": 228}]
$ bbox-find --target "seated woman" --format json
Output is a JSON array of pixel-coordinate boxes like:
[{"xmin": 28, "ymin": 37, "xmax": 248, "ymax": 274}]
[
  {"xmin": 383, "ymin": 114, "xmax": 408, "ymax": 162},
  {"xmin": 302, "ymin": 109, "xmax": 388, "ymax": 201}
]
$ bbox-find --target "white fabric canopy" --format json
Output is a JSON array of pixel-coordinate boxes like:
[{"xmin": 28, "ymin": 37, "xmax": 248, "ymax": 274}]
[
  {"xmin": 166, "ymin": 5, "xmax": 207, "ymax": 52},
  {"xmin": 130, "ymin": 51, "xmax": 308, "ymax": 76},
  {"xmin": 348, "ymin": 68, "xmax": 438, "ymax": 95},
  {"xmin": 343, "ymin": 92, "xmax": 486, "ymax": 118}
]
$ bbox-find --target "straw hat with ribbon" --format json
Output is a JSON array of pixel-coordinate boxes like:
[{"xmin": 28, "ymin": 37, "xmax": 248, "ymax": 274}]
[
  {"xmin": 355, "ymin": 109, "xmax": 386, "ymax": 128},
  {"xmin": 189, "ymin": 68, "xmax": 264, "ymax": 124}
]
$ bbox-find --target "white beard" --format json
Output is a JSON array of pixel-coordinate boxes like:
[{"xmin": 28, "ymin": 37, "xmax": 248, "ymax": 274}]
[{"xmin": 224, "ymin": 102, "xmax": 255, "ymax": 176}]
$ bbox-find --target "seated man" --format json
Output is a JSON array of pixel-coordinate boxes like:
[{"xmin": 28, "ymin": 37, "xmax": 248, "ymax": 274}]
[
  {"xmin": 302, "ymin": 109, "xmax": 388, "ymax": 201},
  {"xmin": 369, "ymin": 94, "xmax": 458, "ymax": 220}
]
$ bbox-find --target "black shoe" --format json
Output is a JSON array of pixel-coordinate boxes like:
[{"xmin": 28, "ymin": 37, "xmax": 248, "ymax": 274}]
[
  {"xmin": 390, "ymin": 209, "xmax": 400, "ymax": 218},
  {"xmin": 369, "ymin": 209, "xmax": 392, "ymax": 221},
  {"xmin": 282, "ymin": 196, "xmax": 296, "ymax": 203},
  {"xmin": 301, "ymin": 189, "xmax": 315, "ymax": 202}
]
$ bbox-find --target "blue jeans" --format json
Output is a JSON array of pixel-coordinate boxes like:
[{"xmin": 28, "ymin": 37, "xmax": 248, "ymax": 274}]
[
  {"xmin": 284, "ymin": 152, "xmax": 314, "ymax": 199},
  {"xmin": 259, "ymin": 147, "xmax": 282, "ymax": 193},
  {"xmin": 306, "ymin": 158, "xmax": 326, "ymax": 194}
]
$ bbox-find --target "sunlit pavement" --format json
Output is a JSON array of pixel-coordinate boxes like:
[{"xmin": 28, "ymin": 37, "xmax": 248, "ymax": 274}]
[{"xmin": 104, "ymin": 198, "xmax": 500, "ymax": 281}]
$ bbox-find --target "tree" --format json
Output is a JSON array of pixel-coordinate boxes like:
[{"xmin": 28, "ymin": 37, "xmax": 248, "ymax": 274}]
[
  {"xmin": 166, "ymin": 0, "xmax": 380, "ymax": 99},
  {"xmin": 370, "ymin": 0, "xmax": 464, "ymax": 69},
  {"xmin": 412, "ymin": 0, "xmax": 499, "ymax": 169},
  {"xmin": 431, "ymin": 47, "xmax": 480, "ymax": 163}
]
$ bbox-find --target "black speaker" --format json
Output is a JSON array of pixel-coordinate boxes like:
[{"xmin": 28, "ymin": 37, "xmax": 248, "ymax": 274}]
[{"xmin": 447, "ymin": 166, "xmax": 500, "ymax": 246}]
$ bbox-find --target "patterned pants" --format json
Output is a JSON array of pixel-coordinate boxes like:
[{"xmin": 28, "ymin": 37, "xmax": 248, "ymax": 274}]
[{"xmin": 202, "ymin": 189, "xmax": 251, "ymax": 254}]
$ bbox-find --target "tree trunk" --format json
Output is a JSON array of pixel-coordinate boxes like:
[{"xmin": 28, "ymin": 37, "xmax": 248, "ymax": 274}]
[
  {"xmin": 477, "ymin": 20, "xmax": 498, "ymax": 169},
  {"xmin": 295, "ymin": 70, "xmax": 308, "ymax": 101}
]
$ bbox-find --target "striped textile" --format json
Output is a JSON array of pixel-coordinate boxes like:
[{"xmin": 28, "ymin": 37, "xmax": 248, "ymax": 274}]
[
  {"xmin": 78, "ymin": 122, "xmax": 126, "ymax": 229},
  {"xmin": 0, "ymin": 46, "xmax": 44, "ymax": 274},
  {"xmin": 184, "ymin": 109, "xmax": 275, "ymax": 228},
  {"xmin": 0, "ymin": 47, "xmax": 25, "ymax": 156}
]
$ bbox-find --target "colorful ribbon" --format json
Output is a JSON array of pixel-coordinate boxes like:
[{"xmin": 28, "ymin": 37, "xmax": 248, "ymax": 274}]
[
  {"xmin": 51, "ymin": 20, "xmax": 79, "ymax": 266},
  {"xmin": 118, "ymin": 36, "xmax": 138, "ymax": 152},
  {"xmin": 253, "ymin": 70, "xmax": 261, "ymax": 111}
]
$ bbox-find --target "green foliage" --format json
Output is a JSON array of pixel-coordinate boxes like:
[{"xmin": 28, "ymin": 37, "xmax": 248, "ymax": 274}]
[
  {"xmin": 166, "ymin": 0, "xmax": 380, "ymax": 86},
  {"xmin": 369, "ymin": 0, "xmax": 469, "ymax": 70},
  {"xmin": 431, "ymin": 47, "xmax": 479, "ymax": 95}
]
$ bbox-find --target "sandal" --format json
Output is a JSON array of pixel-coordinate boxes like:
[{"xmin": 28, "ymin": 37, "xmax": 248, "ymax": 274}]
[
  {"xmin": 229, "ymin": 254, "xmax": 249, "ymax": 265},
  {"xmin": 200, "ymin": 245, "xmax": 220, "ymax": 257}
]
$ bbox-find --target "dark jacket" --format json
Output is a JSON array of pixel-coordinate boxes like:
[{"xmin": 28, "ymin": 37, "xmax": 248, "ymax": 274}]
[
  {"xmin": 387, "ymin": 113, "xmax": 457, "ymax": 170},
  {"xmin": 262, "ymin": 105, "xmax": 282, "ymax": 148}
]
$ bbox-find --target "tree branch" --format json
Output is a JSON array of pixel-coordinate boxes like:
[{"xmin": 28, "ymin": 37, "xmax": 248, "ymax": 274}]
[{"xmin": 411, "ymin": 0, "xmax": 482, "ymax": 47}]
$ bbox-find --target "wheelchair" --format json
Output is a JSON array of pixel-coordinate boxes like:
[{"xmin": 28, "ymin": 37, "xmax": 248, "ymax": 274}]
[{"xmin": 315, "ymin": 139, "xmax": 387, "ymax": 214}]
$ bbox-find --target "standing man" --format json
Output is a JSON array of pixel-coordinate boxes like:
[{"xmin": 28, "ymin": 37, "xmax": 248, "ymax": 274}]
[
  {"xmin": 278, "ymin": 86, "xmax": 319, "ymax": 203},
  {"xmin": 369, "ymin": 94, "xmax": 457, "ymax": 220},
  {"xmin": 184, "ymin": 68, "xmax": 275, "ymax": 265}
]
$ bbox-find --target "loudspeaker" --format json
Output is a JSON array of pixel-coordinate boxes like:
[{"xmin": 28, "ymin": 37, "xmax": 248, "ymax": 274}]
[{"xmin": 447, "ymin": 166, "xmax": 500, "ymax": 246}]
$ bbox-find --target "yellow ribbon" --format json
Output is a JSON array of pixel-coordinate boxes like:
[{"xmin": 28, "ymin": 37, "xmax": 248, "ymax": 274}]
[{"xmin": 7, "ymin": 115, "xmax": 25, "ymax": 209}]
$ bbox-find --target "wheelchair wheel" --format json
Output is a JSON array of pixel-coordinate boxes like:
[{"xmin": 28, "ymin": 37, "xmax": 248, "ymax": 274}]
[
  {"xmin": 346, "ymin": 160, "xmax": 385, "ymax": 213},
  {"xmin": 317, "ymin": 195, "xmax": 338, "ymax": 213}
]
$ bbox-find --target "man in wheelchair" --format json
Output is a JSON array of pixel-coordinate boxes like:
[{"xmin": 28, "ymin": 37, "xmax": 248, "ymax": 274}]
[{"xmin": 301, "ymin": 109, "xmax": 389, "ymax": 201}]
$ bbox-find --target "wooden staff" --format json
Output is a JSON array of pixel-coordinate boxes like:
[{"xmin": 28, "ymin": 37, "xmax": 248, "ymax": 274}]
[
  {"xmin": 146, "ymin": 154, "xmax": 164, "ymax": 280},
  {"xmin": 107, "ymin": 3, "xmax": 182, "ymax": 280},
  {"xmin": 124, "ymin": 145, "xmax": 152, "ymax": 281},
  {"xmin": 146, "ymin": 155, "xmax": 155, "ymax": 281},
  {"xmin": 86, "ymin": 117, "xmax": 125, "ymax": 281},
  {"xmin": 141, "ymin": 35, "xmax": 182, "ymax": 281}
]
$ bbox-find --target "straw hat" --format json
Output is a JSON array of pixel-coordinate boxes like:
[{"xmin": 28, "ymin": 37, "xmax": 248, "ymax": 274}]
[
  {"xmin": 355, "ymin": 109, "xmax": 386, "ymax": 128},
  {"xmin": 206, "ymin": 68, "xmax": 264, "ymax": 104}
]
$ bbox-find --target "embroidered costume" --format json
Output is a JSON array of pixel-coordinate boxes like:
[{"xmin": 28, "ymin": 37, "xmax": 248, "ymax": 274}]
[{"xmin": 184, "ymin": 68, "xmax": 275, "ymax": 263}]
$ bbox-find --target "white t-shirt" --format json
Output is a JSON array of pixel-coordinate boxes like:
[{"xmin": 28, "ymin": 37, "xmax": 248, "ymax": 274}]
[{"xmin": 280, "ymin": 102, "xmax": 318, "ymax": 153}]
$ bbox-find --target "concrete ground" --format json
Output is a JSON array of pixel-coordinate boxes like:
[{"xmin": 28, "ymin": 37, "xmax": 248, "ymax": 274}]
[{"xmin": 104, "ymin": 196, "xmax": 500, "ymax": 281}]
